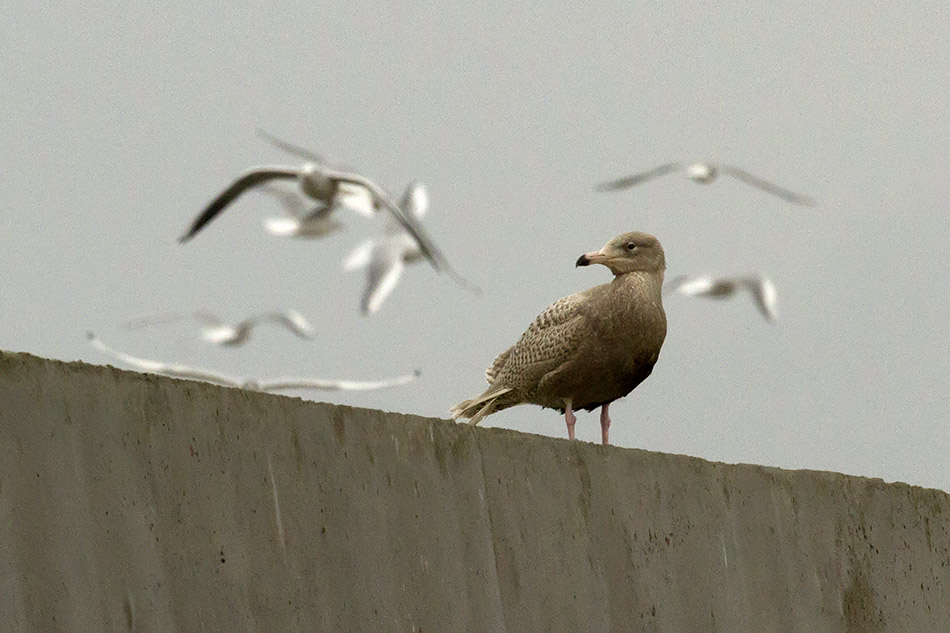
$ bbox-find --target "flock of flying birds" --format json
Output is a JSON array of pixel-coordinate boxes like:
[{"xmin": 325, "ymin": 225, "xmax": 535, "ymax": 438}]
[{"xmin": 87, "ymin": 132, "xmax": 809, "ymax": 395}]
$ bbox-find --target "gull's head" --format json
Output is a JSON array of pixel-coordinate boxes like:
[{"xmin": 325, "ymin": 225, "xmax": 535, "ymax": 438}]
[
  {"xmin": 686, "ymin": 162, "xmax": 717, "ymax": 183},
  {"xmin": 576, "ymin": 231, "xmax": 665, "ymax": 276}
]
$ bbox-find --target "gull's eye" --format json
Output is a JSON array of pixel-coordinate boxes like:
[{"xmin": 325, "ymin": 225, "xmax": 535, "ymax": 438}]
[{"xmin": 626, "ymin": 242, "xmax": 637, "ymax": 251}]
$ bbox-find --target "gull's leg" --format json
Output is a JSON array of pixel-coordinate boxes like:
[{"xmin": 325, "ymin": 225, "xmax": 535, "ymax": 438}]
[
  {"xmin": 565, "ymin": 400, "xmax": 577, "ymax": 441},
  {"xmin": 600, "ymin": 404, "xmax": 611, "ymax": 445}
]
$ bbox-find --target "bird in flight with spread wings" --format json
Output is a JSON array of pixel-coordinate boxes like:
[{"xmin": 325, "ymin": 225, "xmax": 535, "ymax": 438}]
[
  {"xmin": 664, "ymin": 274, "xmax": 779, "ymax": 321},
  {"xmin": 87, "ymin": 332, "xmax": 420, "ymax": 392},
  {"xmin": 597, "ymin": 161, "xmax": 815, "ymax": 206},
  {"xmin": 178, "ymin": 131, "xmax": 450, "ymax": 274},
  {"xmin": 121, "ymin": 309, "xmax": 315, "ymax": 347}
]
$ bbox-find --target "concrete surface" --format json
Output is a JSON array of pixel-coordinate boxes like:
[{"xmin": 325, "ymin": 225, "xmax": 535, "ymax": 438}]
[{"xmin": 0, "ymin": 351, "xmax": 948, "ymax": 632}]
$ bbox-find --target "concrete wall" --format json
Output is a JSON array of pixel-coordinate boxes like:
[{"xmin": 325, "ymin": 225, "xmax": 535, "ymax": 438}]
[{"xmin": 1, "ymin": 351, "xmax": 948, "ymax": 633}]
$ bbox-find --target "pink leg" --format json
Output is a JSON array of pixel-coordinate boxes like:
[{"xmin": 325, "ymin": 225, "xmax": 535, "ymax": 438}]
[
  {"xmin": 600, "ymin": 404, "xmax": 611, "ymax": 445},
  {"xmin": 565, "ymin": 400, "xmax": 577, "ymax": 440}
]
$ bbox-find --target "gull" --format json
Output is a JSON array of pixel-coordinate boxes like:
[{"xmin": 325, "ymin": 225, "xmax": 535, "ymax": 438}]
[
  {"xmin": 256, "ymin": 131, "xmax": 479, "ymax": 291},
  {"xmin": 664, "ymin": 274, "xmax": 779, "ymax": 321},
  {"xmin": 86, "ymin": 332, "xmax": 421, "ymax": 392},
  {"xmin": 178, "ymin": 134, "xmax": 449, "ymax": 274},
  {"xmin": 596, "ymin": 162, "xmax": 815, "ymax": 206},
  {"xmin": 343, "ymin": 181, "xmax": 433, "ymax": 315},
  {"xmin": 121, "ymin": 310, "xmax": 315, "ymax": 347},
  {"xmin": 451, "ymin": 231, "xmax": 667, "ymax": 445}
]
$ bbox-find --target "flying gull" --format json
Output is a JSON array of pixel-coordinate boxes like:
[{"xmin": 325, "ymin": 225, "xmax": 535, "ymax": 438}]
[
  {"xmin": 87, "ymin": 332, "xmax": 420, "ymax": 392},
  {"xmin": 596, "ymin": 162, "xmax": 815, "ymax": 206},
  {"xmin": 451, "ymin": 231, "xmax": 667, "ymax": 445},
  {"xmin": 344, "ymin": 181, "xmax": 470, "ymax": 314},
  {"xmin": 664, "ymin": 274, "xmax": 779, "ymax": 321},
  {"xmin": 178, "ymin": 136, "xmax": 449, "ymax": 274},
  {"xmin": 257, "ymin": 130, "xmax": 481, "ymax": 291},
  {"xmin": 121, "ymin": 309, "xmax": 315, "ymax": 346}
]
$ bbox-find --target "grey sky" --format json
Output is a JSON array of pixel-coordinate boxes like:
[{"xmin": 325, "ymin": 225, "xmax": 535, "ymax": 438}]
[{"xmin": 2, "ymin": 3, "xmax": 948, "ymax": 490}]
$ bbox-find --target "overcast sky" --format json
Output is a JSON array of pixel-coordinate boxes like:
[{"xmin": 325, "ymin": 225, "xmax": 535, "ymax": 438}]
[{"xmin": 3, "ymin": 2, "xmax": 948, "ymax": 491}]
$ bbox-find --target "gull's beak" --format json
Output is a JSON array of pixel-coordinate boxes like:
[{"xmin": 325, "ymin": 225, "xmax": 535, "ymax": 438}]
[{"xmin": 576, "ymin": 250, "xmax": 608, "ymax": 267}]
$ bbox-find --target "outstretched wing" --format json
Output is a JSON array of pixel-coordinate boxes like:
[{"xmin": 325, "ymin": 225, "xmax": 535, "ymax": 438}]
[
  {"xmin": 595, "ymin": 163, "xmax": 681, "ymax": 192},
  {"xmin": 259, "ymin": 369, "xmax": 420, "ymax": 392},
  {"xmin": 664, "ymin": 275, "xmax": 718, "ymax": 297},
  {"xmin": 86, "ymin": 332, "xmax": 242, "ymax": 387},
  {"xmin": 179, "ymin": 166, "xmax": 299, "ymax": 242},
  {"xmin": 249, "ymin": 310, "xmax": 315, "ymax": 339},
  {"xmin": 721, "ymin": 166, "xmax": 815, "ymax": 206},
  {"xmin": 361, "ymin": 244, "xmax": 406, "ymax": 315},
  {"xmin": 741, "ymin": 277, "xmax": 779, "ymax": 321}
]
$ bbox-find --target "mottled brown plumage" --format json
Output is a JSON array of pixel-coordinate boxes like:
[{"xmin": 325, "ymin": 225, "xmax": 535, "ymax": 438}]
[{"xmin": 451, "ymin": 231, "xmax": 667, "ymax": 444}]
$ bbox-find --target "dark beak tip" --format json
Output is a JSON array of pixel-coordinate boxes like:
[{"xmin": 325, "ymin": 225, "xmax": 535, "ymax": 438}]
[{"xmin": 575, "ymin": 255, "xmax": 589, "ymax": 267}]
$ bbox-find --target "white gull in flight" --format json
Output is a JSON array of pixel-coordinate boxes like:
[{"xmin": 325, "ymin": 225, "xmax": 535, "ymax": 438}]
[
  {"xmin": 344, "ymin": 181, "xmax": 433, "ymax": 315},
  {"xmin": 597, "ymin": 161, "xmax": 815, "ymax": 206},
  {"xmin": 664, "ymin": 274, "xmax": 779, "ymax": 321},
  {"xmin": 178, "ymin": 133, "xmax": 450, "ymax": 274},
  {"xmin": 121, "ymin": 310, "xmax": 315, "ymax": 347},
  {"xmin": 87, "ymin": 332, "xmax": 420, "ymax": 392}
]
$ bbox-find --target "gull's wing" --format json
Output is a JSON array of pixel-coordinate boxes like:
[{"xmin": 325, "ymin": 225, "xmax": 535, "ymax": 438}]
[
  {"xmin": 249, "ymin": 310, "xmax": 315, "ymax": 339},
  {"xmin": 343, "ymin": 238, "xmax": 376, "ymax": 270},
  {"xmin": 85, "ymin": 332, "xmax": 242, "ymax": 387},
  {"xmin": 595, "ymin": 163, "xmax": 681, "ymax": 192},
  {"xmin": 664, "ymin": 275, "xmax": 718, "ymax": 296},
  {"xmin": 331, "ymin": 183, "xmax": 376, "ymax": 218},
  {"xmin": 721, "ymin": 166, "xmax": 815, "ymax": 206},
  {"xmin": 179, "ymin": 166, "xmax": 300, "ymax": 242},
  {"xmin": 321, "ymin": 168, "xmax": 444, "ymax": 270},
  {"xmin": 740, "ymin": 277, "xmax": 779, "ymax": 321},
  {"xmin": 256, "ymin": 129, "xmax": 326, "ymax": 164},
  {"xmin": 361, "ymin": 244, "xmax": 407, "ymax": 315},
  {"xmin": 258, "ymin": 370, "xmax": 420, "ymax": 392},
  {"xmin": 324, "ymin": 169, "xmax": 480, "ymax": 294}
]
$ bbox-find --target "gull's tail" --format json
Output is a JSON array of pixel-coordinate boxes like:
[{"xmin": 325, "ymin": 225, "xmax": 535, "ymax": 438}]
[{"xmin": 450, "ymin": 386, "xmax": 514, "ymax": 426}]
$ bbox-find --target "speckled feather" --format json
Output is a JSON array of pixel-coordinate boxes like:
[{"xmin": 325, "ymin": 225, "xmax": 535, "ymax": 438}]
[{"xmin": 454, "ymin": 231, "xmax": 668, "ymax": 425}]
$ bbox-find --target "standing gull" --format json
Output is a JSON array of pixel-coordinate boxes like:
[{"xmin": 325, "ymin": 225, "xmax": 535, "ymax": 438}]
[
  {"xmin": 451, "ymin": 231, "xmax": 667, "ymax": 445},
  {"xmin": 596, "ymin": 161, "xmax": 815, "ymax": 206},
  {"xmin": 178, "ymin": 140, "xmax": 449, "ymax": 274},
  {"xmin": 121, "ymin": 309, "xmax": 315, "ymax": 346},
  {"xmin": 86, "ymin": 332, "xmax": 420, "ymax": 392},
  {"xmin": 344, "ymin": 181, "xmax": 435, "ymax": 314},
  {"xmin": 665, "ymin": 274, "xmax": 779, "ymax": 321}
]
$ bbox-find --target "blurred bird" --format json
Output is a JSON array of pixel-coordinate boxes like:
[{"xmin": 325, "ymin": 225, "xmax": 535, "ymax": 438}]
[
  {"xmin": 452, "ymin": 231, "xmax": 667, "ymax": 445},
  {"xmin": 597, "ymin": 161, "xmax": 815, "ymax": 206},
  {"xmin": 178, "ymin": 133, "xmax": 449, "ymax": 274},
  {"xmin": 86, "ymin": 332, "xmax": 420, "ymax": 392},
  {"xmin": 257, "ymin": 184, "xmax": 345, "ymax": 239},
  {"xmin": 664, "ymin": 274, "xmax": 779, "ymax": 321},
  {"xmin": 121, "ymin": 310, "xmax": 315, "ymax": 347},
  {"xmin": 343, "ymin": 181, "xmax": 433, "ymax": 315}
]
